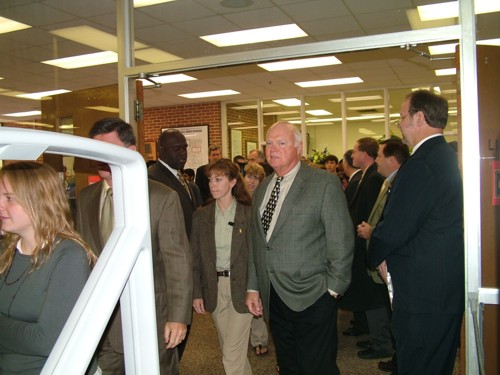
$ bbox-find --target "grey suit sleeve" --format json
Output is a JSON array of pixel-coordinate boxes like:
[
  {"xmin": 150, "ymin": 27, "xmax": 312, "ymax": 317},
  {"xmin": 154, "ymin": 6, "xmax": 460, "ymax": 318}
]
[{"xmin": 323, "ymin": 179, "xmax": 354, "ymax": 295}]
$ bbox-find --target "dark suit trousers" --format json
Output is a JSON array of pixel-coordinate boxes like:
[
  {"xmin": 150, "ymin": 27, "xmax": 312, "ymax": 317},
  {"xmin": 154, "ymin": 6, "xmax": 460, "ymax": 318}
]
[
  {"xmin": 392, "ymin": 310, "xmax": 462, "ymax": 375},
  {"xmin": 269, "ymin": 285, "xmax": 339, "ymax": 375}
]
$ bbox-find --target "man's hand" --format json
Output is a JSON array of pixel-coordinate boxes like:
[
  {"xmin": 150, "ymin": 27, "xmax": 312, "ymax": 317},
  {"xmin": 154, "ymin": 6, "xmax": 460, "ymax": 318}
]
[
  {"xmin": 193, "ymin": 298, "xmax": 205, "ymax": 314},
  {"xmin": 357, "ymin": 221, "xmax": 373, "ymax": 239},
  {"xmin": 377, "ymin": 260, "xmax": 388, "ymax": 284},
  {"xmin": 164, "ymin": 322, "xmax": 187, "ymax": 349},
  {"xmin": 246, "ymin": 291, "xmax": 263, "ymax": 317}
]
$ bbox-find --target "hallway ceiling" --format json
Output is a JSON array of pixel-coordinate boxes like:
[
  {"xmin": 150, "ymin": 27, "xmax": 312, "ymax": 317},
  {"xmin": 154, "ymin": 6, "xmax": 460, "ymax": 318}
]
[{"xmin": 0, "ymin": 0, "xmax": 497, "ymax": 125}]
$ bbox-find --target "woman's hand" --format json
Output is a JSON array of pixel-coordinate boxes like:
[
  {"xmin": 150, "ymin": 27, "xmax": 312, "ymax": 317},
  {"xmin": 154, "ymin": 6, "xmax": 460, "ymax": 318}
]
[{"xmin": 193, "ymin": 298, "xmax": 205, "ymax": 314}]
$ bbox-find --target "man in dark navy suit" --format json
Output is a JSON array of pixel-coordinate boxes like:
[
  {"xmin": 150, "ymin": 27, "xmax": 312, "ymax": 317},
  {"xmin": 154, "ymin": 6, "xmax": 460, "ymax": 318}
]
[{"xmin": 368, "ymin": 90, "xmax": 464, "ymax": 375}]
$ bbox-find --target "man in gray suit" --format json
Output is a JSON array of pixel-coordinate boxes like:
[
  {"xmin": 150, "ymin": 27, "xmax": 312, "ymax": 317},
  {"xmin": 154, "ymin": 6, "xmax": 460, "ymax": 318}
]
[
  {"xmin": 246, "ymin": 121, "xmax": 354, "ymax": 375},
  {"xmin": 76, "ymin": 118, "xmax": 192, "ymax": 375}
]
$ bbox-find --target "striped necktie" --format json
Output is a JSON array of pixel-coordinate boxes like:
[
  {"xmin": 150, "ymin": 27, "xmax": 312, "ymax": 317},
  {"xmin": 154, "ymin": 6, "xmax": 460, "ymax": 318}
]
[{"xmin": 261, "ymin": 176, "xmax": 283, "ymax": 234}]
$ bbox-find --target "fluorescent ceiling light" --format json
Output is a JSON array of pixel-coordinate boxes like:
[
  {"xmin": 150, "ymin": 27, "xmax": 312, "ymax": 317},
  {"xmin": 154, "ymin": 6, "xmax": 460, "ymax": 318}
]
[
  {"xmin": 232, "ymin": 103, "xmax": 279, "ymax": 110},
  {"xmin": 135, "ymin": 48, "xmax": 181, "ymax": 63},
  {"xmin": 50, "ymin": 26, "xmax": 180, "ymax": 65},
  {"xmin": 51, "ymin": 26, "xmax": 147, "ymax": 52},
  {"xmin": 3, "ymin": 110, "xmax": 42, "ymax": 117},
  {"xmin": 134, "ymin": 0, "xmax": 176, "ymax": 8},
  {"xmin": 273, "ymin": 98, "xmax": 308, "ymax": 107},
  {"xmin": 200, "ymin": 24, "xmax": 307, "ymax": 47},
  {"xmin": 42, "ymin": 51, "xmax": 118, "ymax": 69},
  {"xmin": 417, "ymin": 0, "xmax": 500, "ymax": 21},
  {"xmin": 179, "ymin": 89, "xmax": 240, "ymax": 99},
  {"xmin": 86, "ymin": 106, "xmax": 120, "ymax": 113},
  {"xmin": 141, "ymin": 74, "xmax": 197, "ymax": 86},
  {"xmin": 16, "ymin": 89, "xmax": 70, "ymax": 100},
  {"xmin": 296, "ymin": 77, "xmax": 363, "ymax": 88},
  {"xmin": 347, "ymin": 115, "xmax": 384, "ymax": 121},
  {"xmin": 0, "ymin": 16, "xmax": 31, "ymax": 34},
  {"xmin": 305, "ymin": 118, "xmax": 339, "ymax": 123},
  {"xmin": 228, "ymin": 121, "xmax": 245, "ymax": 125},
  {"xmin": 306, "ymin": 110, "xmax": 332, "ymax": 116},
  {"xmin": 477, "ymin": 38, "xmax": 500, "ymax": 46},
  {"xmin": 359, "ymin": 128, "xmax": 377, "ymax": 135},
  {"xmin": 441, "ymin": 89, "xmax": 457, "ymax": 94},
  {"xmin": 429, "ymin": 43, "xmax": 457, "ymax": 55},
  {"xmin": 405, "ymin": 8, "xmax": 456, "ymax": 31},
  {"xmin": 4, "ymin": 121, "xmax": 53, "ymax": 128},
  {"xmin": 348, "ymin": 104, "xmax": 390, "ymax": 111},
  {"xmin": 263, "ymin": 111, "xmax": 300, "ymax": 116},
  {"xmin": 435, "ymin": 68, "xmax": 456, "ymax": 76},
  {"xmin": 329, "ymin": 95, "xmax": 382, "ymax": 103},
  {"xmin": 258, "ymin": 56, "xmax": 341, "ymax": 72}
]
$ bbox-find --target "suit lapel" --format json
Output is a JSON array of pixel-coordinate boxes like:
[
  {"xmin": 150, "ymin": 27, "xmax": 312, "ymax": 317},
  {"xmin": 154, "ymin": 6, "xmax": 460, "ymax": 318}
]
[
  {"xmin": 270, "ymin": 164, "xmax": 307, "ymax": 238},
  {"xmin": 351, "ymin": 163, "xmax": 376, "ymax": 204},
  {"xmin": 158, "ymin": 163, "xmax": 196, "ymax": 209},
  {"xmin": 205, "ymin": 204, "xmax": 217, "ymax": 268},
  {"xmin": 230, "ymin": 203, "xmax": 246, "ymax": 264}
]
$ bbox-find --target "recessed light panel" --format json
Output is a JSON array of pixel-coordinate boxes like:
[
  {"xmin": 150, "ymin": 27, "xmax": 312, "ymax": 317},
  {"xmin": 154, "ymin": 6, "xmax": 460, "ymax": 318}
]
[
  {"xmin": 201, "ymin": 24, "xmax": 307, "ymax": 47},
  {"xmin": 179, "ymin": 90, "xmax": 240, "ymax": 99},
  {"xmin": 258, "ymin": 56, "xmax": 341, "ymax": 71},
  {"xmin": 0, "ymin": 16, "xmax": 31, "ymax": 34},
  {"xmin": 16, "ymin": 89, "xmax": 71, "ymax": 100},
  {"xmin": 296, "ymin": 77, "xmax": 363, "ymax": 88},
  {"xmin": 42, "ymin": 51, "xmax": 118, "ymax": 69},
  {"xmin": 435, "ymin": 68, "xmax": 456, "ymax": 76},
  {"xmin": 4, "ymin": 110, "xmax": 42, "ymax": 117},
  {"xmin": 134, "ymin": 0, "xmax": 176, "ymax": 8},
  {"xmin": 306, "ymin": 110, "xmax": 332, "ymax": 116},
  {"xmin": 141, "ymin": 74, "xmax": 197, "ymax": 86}
]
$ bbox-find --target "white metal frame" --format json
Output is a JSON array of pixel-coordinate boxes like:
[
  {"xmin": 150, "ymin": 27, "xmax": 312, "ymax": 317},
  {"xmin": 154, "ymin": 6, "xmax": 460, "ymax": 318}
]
[{"xmin": 0, "ymin": 127, "xmax": 160, "ymax": 375}]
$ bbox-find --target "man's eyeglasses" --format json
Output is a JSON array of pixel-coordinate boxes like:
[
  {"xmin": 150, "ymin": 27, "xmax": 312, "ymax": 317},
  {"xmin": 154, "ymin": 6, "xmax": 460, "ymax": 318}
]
[{"xmin": 395, "ymin": 109, "xmax": 417, "ymax": 127}]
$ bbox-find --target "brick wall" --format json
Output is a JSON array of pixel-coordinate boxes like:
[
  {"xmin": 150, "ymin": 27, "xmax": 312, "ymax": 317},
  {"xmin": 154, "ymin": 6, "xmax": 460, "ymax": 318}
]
[{"xmin": 144, "ymin": 102, "xmax": 222, "ymax": 146}]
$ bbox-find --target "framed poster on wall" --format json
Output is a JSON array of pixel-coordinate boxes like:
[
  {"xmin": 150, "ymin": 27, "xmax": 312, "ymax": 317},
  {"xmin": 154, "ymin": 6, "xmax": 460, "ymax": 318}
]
[{"xmin": 163, "ymin": 125, "xmax": 209, "ymax": 170}]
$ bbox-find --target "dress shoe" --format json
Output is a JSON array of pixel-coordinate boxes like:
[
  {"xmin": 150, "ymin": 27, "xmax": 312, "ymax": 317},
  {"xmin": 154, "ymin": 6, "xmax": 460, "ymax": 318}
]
[
  {"xmin": 378, "ymin": 359, "xmax": 393, "ymax": 372},
  {"xmin": 357, "ymin": 348, "xmax": 393, "ymax": 360},
  {"xmin": 356, "ymin": 340, "xmax": 371, "ymax": 349},
  {"xmin": 342, "ymin": 327, "xmax": 365, "ymax": 336}
]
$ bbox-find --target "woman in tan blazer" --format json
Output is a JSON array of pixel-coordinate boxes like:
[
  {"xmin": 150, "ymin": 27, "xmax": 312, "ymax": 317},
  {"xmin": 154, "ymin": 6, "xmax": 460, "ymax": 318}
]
[{"xmin": 191, "ymin": 159, "xmax": 253, "ymax": 375}]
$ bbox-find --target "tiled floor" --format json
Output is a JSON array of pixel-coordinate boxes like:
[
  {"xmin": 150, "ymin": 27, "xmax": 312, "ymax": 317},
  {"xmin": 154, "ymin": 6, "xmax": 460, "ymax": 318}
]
[{"xmin": 179, "ymin": 308, "xmax": 461, "ymax": 374}]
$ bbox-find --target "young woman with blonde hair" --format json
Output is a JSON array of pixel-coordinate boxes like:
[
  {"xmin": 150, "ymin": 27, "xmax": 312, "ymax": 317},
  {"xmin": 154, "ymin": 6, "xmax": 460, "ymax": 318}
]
[{"xmin": 0, "ymin": 161, "xmax": 96, "ymax": 374}]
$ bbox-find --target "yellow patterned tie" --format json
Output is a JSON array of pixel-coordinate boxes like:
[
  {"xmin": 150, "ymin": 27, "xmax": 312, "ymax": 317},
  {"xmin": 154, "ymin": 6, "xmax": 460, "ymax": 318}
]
[
  {"xmin": 178, "ymin": 170, "xmax": 191, "ymax": 199},
  {"xmin": 100, "ymin": 187, "xmax": 114, "ymax": 243}
]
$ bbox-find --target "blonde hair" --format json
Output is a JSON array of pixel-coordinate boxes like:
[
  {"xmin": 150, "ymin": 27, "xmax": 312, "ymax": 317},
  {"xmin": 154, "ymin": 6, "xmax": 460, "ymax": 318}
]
[
  {"xmin": 0, "ymin": 162, "xmax": 96, "ymax": 274},
  {"xmin": 244, "ymin": 163, "xmax": 266, "ymax": 182}
]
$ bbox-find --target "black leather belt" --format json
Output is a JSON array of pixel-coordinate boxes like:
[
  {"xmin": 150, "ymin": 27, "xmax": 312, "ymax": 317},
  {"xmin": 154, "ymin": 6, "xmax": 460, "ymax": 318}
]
[{"xmin": 216, "ymin": 270, "xmax": 230, "ymax": 277}]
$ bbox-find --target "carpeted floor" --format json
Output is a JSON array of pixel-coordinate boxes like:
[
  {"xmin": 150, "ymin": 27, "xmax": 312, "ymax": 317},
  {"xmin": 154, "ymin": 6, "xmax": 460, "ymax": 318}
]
[{"xmin": 179, "ymin": 308, "xmax": 461, "ymax": 374}]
